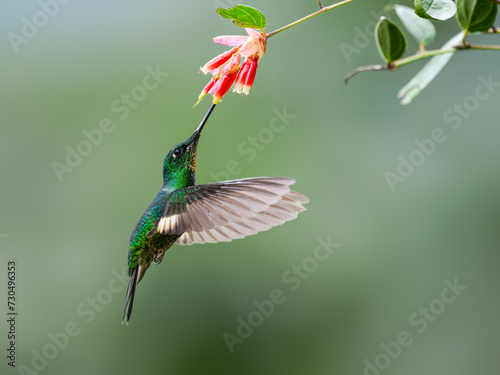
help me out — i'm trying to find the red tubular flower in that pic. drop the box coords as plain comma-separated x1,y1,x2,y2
196,28,267,105
197,54,241,105
198,75,216,102
234,56,258,95
212,54,240,104
212,69,238,104
201,46,240,75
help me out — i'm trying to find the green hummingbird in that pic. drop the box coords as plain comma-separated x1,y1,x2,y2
123,104,309,323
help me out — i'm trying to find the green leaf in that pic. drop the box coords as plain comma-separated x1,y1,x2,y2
398,32,463,104
393,5,436,45
414,0,457,20
456,0,498,32
216,5,266,30
375,17,407,63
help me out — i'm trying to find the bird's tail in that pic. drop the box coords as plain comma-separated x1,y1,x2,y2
122,266,138,325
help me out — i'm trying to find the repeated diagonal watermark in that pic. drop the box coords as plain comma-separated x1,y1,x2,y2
222,235,340,354
212,0,238,13
339,3,401,63
352,277,467,375
209,106,296,182
384,74,500,192
51,64,169,183
7,0,72,54
16,266,129,375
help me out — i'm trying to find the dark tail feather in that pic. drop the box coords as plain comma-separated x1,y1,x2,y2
122,267,138,325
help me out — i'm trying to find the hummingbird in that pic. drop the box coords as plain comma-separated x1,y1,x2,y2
123,104,309,323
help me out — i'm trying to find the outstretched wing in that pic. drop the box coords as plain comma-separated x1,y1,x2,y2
156,177,308,245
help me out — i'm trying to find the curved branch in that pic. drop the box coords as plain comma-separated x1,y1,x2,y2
266,0,355,38
343,64,388,84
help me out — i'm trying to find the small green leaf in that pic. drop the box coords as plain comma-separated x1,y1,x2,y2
393,5,436,46
375,17,407,63
398,32,463,104
216,5,266,30
414,0,457,20
456,0,498,32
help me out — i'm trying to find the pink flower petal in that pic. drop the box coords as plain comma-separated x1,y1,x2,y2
213,35,249,47
245,28,262,38
200,46,240,74
238,30,266,60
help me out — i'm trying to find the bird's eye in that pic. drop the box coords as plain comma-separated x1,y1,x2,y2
173,147,184,158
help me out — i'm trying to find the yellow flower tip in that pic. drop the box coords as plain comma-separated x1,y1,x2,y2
193,94,206,108
198,91,207,101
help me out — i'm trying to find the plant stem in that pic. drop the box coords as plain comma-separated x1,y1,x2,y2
462,30,469,45
343,64,387,83
467,44,500,50
344,42,500,82
393,43,500,68
392,48,456,68
266,0,355,38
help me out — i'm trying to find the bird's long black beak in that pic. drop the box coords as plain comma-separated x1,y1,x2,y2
191,103,216,141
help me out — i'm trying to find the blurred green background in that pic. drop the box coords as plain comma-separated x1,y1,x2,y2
1,1,499,374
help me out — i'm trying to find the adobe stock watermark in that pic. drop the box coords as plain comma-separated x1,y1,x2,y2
384,74,500,192
7,0,71,54
16,266,129,375
51,65,169,183
339,5,400,63
222,235,340,354
212,0,238,14
353,277,467,375
209,106,296,182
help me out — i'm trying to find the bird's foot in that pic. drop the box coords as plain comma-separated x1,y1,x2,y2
153,249,165,265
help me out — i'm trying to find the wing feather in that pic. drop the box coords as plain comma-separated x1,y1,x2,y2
155,177,308,245
168,178,309,245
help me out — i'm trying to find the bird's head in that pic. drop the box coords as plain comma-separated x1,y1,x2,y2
162,105,215,188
